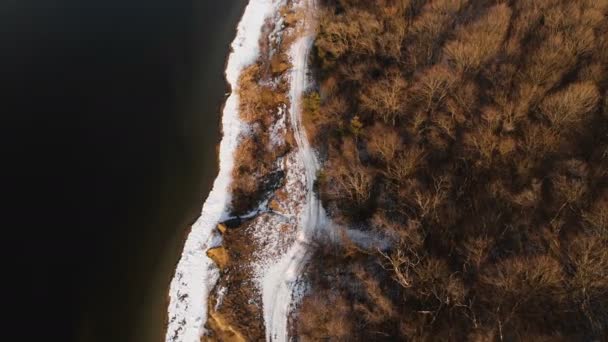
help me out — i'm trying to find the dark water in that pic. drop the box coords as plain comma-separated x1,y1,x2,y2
2,0,246,341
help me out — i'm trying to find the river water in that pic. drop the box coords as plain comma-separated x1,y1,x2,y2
3,0,246,341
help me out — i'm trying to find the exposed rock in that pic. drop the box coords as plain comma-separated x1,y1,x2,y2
207,246,230,270
217,223,228,235
269,198,284,213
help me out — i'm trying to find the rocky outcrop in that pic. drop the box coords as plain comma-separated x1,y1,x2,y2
206,246,230,270
217,223,228,235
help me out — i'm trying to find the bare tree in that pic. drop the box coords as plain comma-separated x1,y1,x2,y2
384,147,425,183
540,81,600,128
412,65,456,113
407,0,470,68
325,154,374,206
444,4,512,73
366,123,402,162
359,71,408,124
567,233,608,331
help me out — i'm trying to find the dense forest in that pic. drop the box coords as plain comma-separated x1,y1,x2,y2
298,0,608,340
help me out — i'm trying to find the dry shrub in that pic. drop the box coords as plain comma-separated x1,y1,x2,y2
238,63,286,124
380,244,420,290
444,3,512,73
238,64,261,123
232,136,258,180
514,82,547,120
270,53,290,74
539,81,600,128
336,60,371,84
230,127,281,212
230,136,260,196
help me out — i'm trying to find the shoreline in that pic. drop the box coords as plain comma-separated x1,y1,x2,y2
203,1,327,341
164,1,282,341
160,2,248,334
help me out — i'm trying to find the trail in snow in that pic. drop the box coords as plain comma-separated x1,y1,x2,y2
165,1,279,341
262,3,331,340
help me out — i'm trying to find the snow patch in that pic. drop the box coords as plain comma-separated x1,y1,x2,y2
214,286,227,312
269,104,287,148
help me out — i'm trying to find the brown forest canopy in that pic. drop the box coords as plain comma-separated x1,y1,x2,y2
299,0,608,340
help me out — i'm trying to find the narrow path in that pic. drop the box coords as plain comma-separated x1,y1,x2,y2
263,2,330,340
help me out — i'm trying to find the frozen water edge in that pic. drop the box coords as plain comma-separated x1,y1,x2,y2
164,1,282,341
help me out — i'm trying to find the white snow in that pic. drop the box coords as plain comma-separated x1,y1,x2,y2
214,286,227,312
248,153,306,284
164,1,282,341
269,105,287,148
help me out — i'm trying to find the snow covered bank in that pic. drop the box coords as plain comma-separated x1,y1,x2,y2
165,1,281,341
